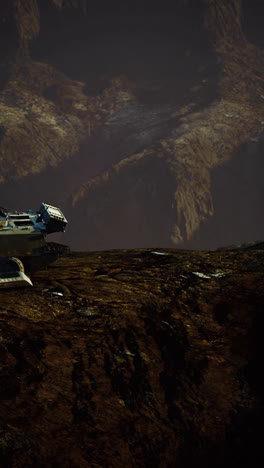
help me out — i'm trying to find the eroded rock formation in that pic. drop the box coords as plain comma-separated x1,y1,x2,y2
0,0,263,249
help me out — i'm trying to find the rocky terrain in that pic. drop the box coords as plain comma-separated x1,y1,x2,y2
0,2,263,466
0,247,264,467
0,0,263,250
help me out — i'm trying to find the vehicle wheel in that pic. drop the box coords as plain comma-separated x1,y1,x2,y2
0,257,25,273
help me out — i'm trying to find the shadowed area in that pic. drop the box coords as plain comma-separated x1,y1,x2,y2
0,247,264,466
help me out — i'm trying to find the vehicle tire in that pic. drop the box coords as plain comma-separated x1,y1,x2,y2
0,257,25,273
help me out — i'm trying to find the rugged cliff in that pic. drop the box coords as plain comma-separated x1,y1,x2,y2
0,3,263,466
0,0,263,250
0,247,263,466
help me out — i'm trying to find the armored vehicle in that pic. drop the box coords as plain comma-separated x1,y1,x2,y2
0,203,68,288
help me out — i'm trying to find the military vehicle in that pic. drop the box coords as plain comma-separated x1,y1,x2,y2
0,203,68,288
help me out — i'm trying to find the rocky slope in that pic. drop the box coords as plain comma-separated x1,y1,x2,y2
0,0,263,250
0,247,263,467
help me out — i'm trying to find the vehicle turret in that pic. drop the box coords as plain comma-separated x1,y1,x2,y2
0,203,68,288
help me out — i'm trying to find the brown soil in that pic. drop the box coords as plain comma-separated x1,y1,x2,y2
0,247,263,467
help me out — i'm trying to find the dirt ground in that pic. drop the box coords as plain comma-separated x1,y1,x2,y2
0,247,263,467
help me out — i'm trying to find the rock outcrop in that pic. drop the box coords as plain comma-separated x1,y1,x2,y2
69,0,264,249
0,248,263,466
0,0,263,249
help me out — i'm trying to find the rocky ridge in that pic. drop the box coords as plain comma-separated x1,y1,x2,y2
0,0,263,249
0,247,263,466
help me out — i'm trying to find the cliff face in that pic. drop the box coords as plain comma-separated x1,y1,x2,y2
1,4,263,465
0,248,263,466
0,0,263,250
